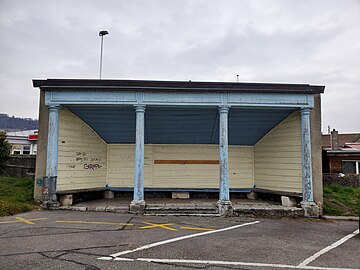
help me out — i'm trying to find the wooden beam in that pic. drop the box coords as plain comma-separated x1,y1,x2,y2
154,160,219,165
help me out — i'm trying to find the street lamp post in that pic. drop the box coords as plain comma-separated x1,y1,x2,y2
99,30,109,79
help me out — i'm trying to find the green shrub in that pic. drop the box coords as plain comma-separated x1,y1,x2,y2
0,200,35,216
0,176,37,216
0,131,11,175
323,184,360,216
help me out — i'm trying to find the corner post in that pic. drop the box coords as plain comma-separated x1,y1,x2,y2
300,108,318,217
45,105,60,204
130,105,146,213
218,105,233,216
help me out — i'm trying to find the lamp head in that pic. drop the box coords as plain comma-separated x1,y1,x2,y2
99,30,109,36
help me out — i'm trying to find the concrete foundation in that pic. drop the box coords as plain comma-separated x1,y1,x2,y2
172,192,190,199
45,197,305,217
301,201,320,218
246,192,258,200
281,196,297,207
129,200,146,214
60,195,73,206
217,200,233,216
103,190,114,199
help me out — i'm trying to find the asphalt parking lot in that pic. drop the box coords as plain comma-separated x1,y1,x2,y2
0,210,359,270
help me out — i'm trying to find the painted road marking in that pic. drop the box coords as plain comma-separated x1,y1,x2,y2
297,229,360,268
0,218,213,231
55,220,133,227
134,258,360,270
180,226,214,231
98,220,260,260
113,258,135,262
139,222,177,231
0,217,48,225
15,217,36,225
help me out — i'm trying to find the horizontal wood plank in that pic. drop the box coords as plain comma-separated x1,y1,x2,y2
154,160,219,165
254,111,302,193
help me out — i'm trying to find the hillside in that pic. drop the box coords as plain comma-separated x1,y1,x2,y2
0,113,38,131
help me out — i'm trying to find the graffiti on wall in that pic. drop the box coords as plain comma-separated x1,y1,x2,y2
64,151,104,171
84,163,102,170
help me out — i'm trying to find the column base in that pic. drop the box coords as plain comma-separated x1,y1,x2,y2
42,201,60,210
217,200,233,216
301,201,320,218
130,200,146,214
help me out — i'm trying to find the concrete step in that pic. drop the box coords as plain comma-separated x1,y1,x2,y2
233,206,304,218
144,204,219,215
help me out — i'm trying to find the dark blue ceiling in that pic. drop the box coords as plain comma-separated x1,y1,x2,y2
67,106,295,145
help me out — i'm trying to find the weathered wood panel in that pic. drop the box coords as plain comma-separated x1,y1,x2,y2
57,108,107,191
254,112,302,193
154,160,219,165
107,144,254,189
107,144,154,187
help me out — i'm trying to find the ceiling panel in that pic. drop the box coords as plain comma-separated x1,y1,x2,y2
66,105,296,145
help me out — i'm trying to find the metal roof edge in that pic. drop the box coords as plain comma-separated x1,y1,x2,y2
32,78,325,94
326,150,360,154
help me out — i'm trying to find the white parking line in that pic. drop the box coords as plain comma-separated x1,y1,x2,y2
297,229,359,268
134,258,360,270
98,220,260,260
113,258,134,262
98,222,359,270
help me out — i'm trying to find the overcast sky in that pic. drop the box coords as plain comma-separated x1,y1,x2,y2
0,0,359,133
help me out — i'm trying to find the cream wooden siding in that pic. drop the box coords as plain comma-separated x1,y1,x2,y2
107,144,254,189
57,108,107,191
254,111,302,193
107,145,154,187
229,146,254,189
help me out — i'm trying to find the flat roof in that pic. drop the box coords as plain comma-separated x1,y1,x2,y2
33,79,325,94
326,149,360,155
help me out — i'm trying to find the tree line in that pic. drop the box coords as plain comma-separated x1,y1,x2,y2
0,114,38,131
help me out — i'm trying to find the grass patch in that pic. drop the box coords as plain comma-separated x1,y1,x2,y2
323,184,360,216
0,176,37,216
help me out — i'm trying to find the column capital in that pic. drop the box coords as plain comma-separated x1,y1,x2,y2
47,104,61,111
218,105,230,114
134,104,146,113
300,108,312,115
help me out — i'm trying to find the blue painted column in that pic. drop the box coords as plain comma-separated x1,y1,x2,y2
218,106,230,202
300,108,314,202
45,105,60,202
133,105,146,204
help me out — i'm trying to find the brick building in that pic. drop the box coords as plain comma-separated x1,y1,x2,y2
323,129,360,174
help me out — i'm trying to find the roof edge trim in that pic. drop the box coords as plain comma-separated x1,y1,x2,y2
32,79,325,94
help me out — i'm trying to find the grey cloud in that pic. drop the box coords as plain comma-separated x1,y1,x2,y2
0,0,359,132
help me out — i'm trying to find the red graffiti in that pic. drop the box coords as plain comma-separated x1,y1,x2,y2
42,186,49,195
84,163,102,170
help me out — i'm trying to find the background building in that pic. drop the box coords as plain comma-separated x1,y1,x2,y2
6,129,38,155
322,129,360,174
